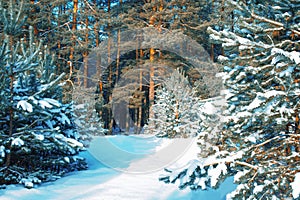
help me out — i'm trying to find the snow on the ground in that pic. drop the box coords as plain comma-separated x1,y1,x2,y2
292,172,300,199
1,135,235,200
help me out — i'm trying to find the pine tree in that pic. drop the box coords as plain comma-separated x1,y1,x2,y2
159,0,300,199
0,1,87,188
144,69,203,138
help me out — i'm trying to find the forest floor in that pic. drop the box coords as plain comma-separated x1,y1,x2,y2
1,135,235,200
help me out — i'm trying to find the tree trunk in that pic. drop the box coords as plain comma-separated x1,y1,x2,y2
83,17,89,88
70,0,78,63
148,0,156,119
210,44,214,61
94,21,101,85
30,0,38,35
116,29,121,80
73,0,78,31
108,0,111,12
221,0,225,55
149,48,155,119
94,22,99,47
126,107,129,132
57,5,62,73
107,1,113,133
6,35,14,168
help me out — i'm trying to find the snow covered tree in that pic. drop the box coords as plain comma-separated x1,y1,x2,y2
160,0,300,199
144,69,200,138
72,85,108,139
0,1,86,188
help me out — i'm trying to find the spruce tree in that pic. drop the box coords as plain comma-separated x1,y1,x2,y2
0,1,86,188
159,0,300,199
145,69,205,138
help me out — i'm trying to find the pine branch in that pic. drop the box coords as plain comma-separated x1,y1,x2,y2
251,13,300,36
82,0,98,15
32,73,65,97
235,161,258,170
251,13,284,27
180,21,213,30
253,135,281,148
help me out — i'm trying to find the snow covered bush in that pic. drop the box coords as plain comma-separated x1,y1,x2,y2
160,0,300,199
0,2,87,187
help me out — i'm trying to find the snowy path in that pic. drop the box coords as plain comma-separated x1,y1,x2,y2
1,135,235,200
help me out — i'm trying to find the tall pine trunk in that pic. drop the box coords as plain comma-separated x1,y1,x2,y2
83,17,89,88
70,0,78,63
148,0,156,120
107,1,114,133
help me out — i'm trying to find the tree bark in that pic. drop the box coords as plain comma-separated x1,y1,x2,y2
148,0,156,119
83,17,89,88
70,0,78,62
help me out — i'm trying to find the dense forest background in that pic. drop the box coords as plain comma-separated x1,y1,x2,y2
0,0,227,187
1,0,228,134
1,0,300,199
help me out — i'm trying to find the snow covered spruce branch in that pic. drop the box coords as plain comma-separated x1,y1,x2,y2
160,134,300,199
160,0,300,199
0,8,88,187
250,13,300,36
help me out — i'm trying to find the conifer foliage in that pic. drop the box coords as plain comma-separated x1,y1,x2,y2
0,1,86,188
160,0,300,199
145,69,202,138
145,69,221,139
